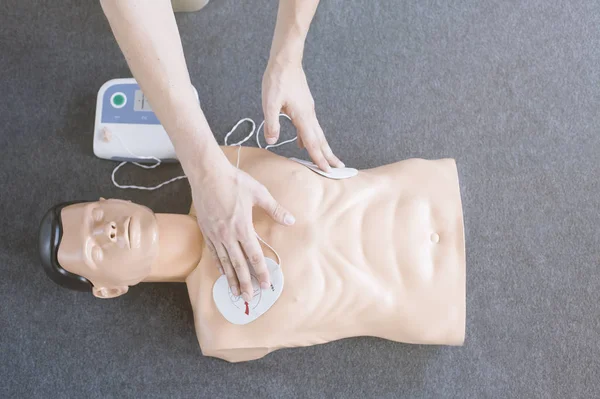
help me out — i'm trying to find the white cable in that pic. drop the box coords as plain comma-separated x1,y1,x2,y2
110,132,187,190
111,113,297,191
255,113,297,150
224,117,256,147
256,234,282,268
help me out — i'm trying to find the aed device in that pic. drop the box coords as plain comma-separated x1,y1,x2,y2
93,78,199,163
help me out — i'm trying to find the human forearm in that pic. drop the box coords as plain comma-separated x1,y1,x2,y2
262,0,342,170
99,0,223,173
100,1,296,301
269,0,320,65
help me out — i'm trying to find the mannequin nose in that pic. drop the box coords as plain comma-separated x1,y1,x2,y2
105,221,117,242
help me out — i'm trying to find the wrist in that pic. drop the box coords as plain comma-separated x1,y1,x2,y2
269,46,303,68
180,143,230,181
164,104,225,176
269,26,306,66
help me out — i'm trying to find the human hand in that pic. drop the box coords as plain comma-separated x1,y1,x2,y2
189,159,295,302
262,60,344,173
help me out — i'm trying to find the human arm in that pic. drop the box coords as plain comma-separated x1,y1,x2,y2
99,0,295,301
262,0,344,172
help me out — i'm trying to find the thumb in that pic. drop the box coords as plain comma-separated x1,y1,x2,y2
255,186,295,226
263,102,281,145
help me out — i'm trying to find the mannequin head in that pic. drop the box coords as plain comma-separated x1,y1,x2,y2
39,198,159,298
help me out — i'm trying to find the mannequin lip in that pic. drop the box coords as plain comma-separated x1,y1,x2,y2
125,216,131,249
129,216,141,249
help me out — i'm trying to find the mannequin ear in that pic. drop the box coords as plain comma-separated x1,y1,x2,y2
92,286,128,299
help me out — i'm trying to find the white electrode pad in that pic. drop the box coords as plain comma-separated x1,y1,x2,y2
93,78,199,163
213,257,284,325
289,157,358,179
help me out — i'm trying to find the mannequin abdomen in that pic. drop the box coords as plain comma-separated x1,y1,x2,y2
363,158,466,345
293,158,465,346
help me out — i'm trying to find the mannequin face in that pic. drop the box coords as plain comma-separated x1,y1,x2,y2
57,198,159,298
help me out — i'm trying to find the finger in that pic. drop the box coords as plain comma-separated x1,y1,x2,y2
316,123,345,168
215,242,239,296
322,142,345,168
254,185,295,226
240,233,270,290
293,115,331,172
304,134,331,173
225,241,253,303
204,237,223,275
263,101,281,145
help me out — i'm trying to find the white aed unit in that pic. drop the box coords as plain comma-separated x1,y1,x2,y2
93,78,199,163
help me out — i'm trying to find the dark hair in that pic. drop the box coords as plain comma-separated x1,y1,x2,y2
39,201,92,291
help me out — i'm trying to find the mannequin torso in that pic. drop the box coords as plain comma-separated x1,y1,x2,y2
186,147,465,362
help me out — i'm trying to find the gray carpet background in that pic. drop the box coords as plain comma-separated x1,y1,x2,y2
1,0,599,397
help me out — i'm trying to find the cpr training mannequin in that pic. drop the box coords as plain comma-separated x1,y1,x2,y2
39,146,466,363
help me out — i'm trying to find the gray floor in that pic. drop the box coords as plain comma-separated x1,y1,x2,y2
1,0,599,397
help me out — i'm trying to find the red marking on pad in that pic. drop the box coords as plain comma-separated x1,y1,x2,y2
244,301,249,315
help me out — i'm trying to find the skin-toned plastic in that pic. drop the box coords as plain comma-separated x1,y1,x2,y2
49,146,466,362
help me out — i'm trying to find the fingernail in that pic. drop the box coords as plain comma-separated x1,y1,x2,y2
242,292,251,302
260,281,270,290
231,286,239,296
266,136,277,145
284,214,296,225
218,267,224,275
338,161,345,168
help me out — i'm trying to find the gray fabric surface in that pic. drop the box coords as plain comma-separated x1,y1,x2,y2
1,0,599,397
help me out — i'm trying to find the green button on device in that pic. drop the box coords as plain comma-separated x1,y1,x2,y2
110,92,126,108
